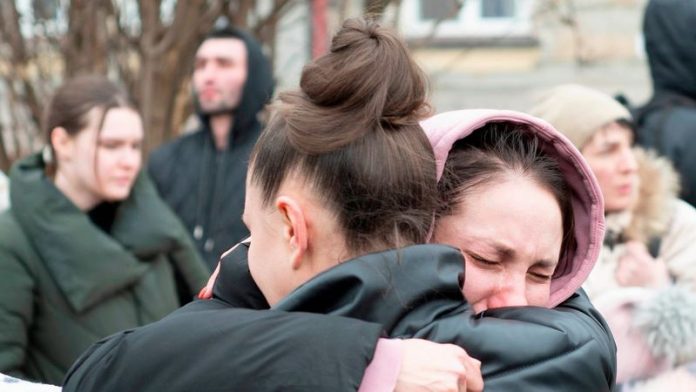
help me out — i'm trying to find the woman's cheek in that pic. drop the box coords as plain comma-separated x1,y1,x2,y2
462,264,493,309
528,282,552,307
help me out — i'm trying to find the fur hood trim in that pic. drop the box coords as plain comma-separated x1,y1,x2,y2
617,147,680,243
635,285,696,365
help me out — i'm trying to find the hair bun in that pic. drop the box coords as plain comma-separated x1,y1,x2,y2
276,17,430,154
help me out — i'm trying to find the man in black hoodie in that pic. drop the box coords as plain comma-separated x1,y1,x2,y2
635,0,696,207
149,26,274,269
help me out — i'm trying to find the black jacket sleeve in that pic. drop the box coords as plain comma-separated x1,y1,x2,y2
62,300,383,392
212,240,269,309
412,290,617,392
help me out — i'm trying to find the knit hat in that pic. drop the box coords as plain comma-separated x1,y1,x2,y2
529,84,632,148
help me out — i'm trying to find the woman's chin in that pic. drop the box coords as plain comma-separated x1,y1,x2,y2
102,188,131,202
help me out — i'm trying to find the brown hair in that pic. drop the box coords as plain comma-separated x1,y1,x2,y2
43,75,135,176
436,121,576,263
250,17,436,254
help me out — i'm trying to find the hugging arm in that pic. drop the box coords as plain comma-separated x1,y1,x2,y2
412,289,616,392
66,247,615,391
204,243,613,391
62,300,384,392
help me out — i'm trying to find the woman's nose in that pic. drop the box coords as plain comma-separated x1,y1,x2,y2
488,280,528,309
120,149,141,170
618,148,638,173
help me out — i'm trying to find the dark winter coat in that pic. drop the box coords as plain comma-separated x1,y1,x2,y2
63,244,616,392
0,153,209,385
635,0,696,207
148,28,275,269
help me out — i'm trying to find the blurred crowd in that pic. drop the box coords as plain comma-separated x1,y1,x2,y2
1,0,695,391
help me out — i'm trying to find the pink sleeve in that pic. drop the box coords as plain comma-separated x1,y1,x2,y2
357,338,404,392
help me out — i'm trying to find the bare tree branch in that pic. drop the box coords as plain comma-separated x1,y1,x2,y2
0,123,10,171
0,0,299,166
364,0,390,15
201,0,227,34
0,1,28,62
0,2,45,129
253,0,295,38
231,0,254,28
408,0,465,49
64,0,112,76
537,0,589,65
138,0,163,53
153,0,223,57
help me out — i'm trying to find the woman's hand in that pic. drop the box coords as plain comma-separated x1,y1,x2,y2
396,339,483,392
615,241,670,288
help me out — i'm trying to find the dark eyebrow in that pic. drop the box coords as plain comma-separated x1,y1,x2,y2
197,54,235,62
98,137,144,145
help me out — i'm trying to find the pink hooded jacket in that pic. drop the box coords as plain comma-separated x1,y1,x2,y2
361,109,606,391
423,109,605,307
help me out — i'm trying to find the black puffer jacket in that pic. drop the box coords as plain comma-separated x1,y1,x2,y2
635,0,696,207
63,244,616,391
148,28,274,269
271,244,616,391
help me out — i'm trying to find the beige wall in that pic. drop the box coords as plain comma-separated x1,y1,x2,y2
409,0,652,114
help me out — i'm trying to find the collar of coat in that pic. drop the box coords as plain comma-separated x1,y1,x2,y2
9,153,204,313
212,242,467,335
272,244,467,335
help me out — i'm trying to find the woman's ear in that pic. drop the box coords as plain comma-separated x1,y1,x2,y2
50,127,73,162
275,196,308,270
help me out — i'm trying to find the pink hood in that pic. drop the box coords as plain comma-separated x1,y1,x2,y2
421,109,605,307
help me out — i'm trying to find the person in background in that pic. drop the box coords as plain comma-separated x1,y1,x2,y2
634,0,696,208
148,23,274,270
532,83,696,391
0,75,209,385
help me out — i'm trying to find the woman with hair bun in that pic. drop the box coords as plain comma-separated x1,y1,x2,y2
64,19,614,392
65,18,482,392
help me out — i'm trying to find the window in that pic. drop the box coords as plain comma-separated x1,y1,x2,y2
481,0,516,18
32,0,59,20
401,0,534,41
420,0,460,21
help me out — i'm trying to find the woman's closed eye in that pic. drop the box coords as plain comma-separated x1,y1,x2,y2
466,252,499,266
528,271,553,283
